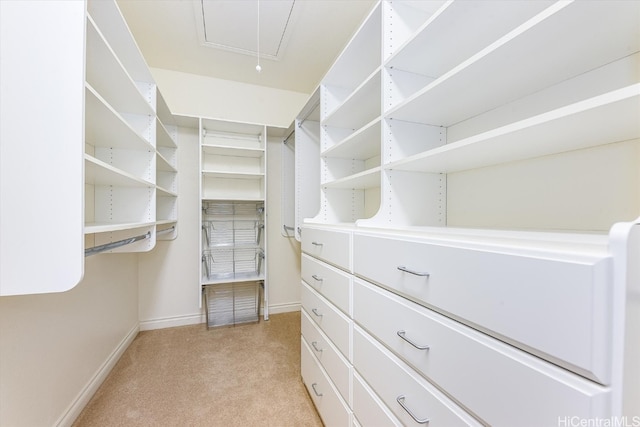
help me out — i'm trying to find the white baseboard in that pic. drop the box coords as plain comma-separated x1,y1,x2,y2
139,313,204,331
56,323,139,427
141,304,301,330
266,302,301,316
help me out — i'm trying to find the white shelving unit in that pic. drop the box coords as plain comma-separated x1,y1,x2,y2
199,118,268,325
281,89,321,241
85,0,179,256
299,1,640,425
0,0,178,296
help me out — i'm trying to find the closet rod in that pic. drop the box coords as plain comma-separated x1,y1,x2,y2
283,130,294,145
156,226,175,236
297,100,320,128
84,231,150,257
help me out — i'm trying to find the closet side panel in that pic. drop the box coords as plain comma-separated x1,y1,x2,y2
0,1,85,295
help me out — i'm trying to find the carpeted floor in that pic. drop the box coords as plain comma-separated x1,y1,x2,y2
73,311,323,427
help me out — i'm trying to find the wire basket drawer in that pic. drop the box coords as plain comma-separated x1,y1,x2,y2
203,282,260,328
202,247,264,281
202,219,263,247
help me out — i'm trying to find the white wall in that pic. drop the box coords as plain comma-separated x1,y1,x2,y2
137,127,303,329
150,68,310,128
0,254,139,427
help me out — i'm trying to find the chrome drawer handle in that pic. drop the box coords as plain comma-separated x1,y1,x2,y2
311,308,323,318
397,395,429,424
311,241,323,246
311,274,323,282
311,383,323,397
397,265,430,277
311,341,323,353
397,330,430,350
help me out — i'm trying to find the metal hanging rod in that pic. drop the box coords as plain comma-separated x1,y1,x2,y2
283,130,294,145
298,100,320,128
85,231,151,257
156,226,176,236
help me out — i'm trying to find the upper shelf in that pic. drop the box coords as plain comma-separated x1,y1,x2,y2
87,0,154,84
387,84,640,174
85,85,155,152
322,2,381,91
323,69,381,130
385,0,553,76
387,0,640,126
85,17,154,117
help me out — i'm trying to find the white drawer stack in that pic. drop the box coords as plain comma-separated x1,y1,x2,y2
302,226,615,426
300,227,354,425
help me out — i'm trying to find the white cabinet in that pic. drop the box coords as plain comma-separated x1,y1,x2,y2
0,0,178,296
199,119,268,324
299,0,640,423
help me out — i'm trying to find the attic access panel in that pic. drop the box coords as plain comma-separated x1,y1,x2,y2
197,0,295,60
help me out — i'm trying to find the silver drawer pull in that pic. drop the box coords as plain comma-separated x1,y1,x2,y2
311,341,323,353
397,265,430,277
311,241,323,246
397,395,429,424
397,330,430,350
311,383,323,397
311,308,323,318
311,274,324,282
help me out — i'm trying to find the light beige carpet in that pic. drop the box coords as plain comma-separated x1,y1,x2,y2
73,311,323,427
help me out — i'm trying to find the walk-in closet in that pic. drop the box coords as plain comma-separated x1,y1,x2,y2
1,1,638,426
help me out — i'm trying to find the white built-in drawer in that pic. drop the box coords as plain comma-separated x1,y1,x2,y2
301,309,351,403
353,372,402,427
302,227,351,271
301,281,351,360
301,338,351,427
353,279,611,426
353,232,612,383
302,253,351,315
353,325,482,427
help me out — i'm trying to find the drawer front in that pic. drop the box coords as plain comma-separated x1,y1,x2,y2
353,326,482,427
353,279,611,427
301,281,351,360
353,372,402,427
301,309,351,403
301,338,351,427
353,232,611,383
302,253,352,315
302,227,351,271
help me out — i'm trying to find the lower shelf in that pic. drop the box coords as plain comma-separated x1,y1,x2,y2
203,282,261,328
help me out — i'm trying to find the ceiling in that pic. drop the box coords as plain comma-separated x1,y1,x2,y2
116,0,377,95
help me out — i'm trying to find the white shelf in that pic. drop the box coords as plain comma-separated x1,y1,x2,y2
323,118,381,159
157,152,176,172
387,85,640,174
323,167,381,190
202,144,264,157
156,118,177,149
157,186,177,197
85,221,155,234
85,16,154,117
202,273,266,286
385,1,551,76
387,1,640,126
323,2,381,91
85,84,155,152
323,69,381,130
202,170,264,180
85,154,155,188
87,0,154,84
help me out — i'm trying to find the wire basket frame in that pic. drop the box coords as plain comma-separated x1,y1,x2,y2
202,247,264,280
203,282,260,328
